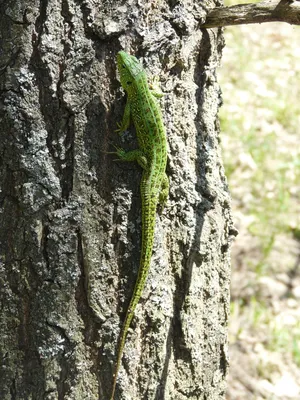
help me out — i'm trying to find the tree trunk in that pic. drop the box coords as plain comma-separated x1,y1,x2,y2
0,1,234,399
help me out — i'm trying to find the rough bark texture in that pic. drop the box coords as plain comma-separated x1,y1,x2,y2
203,0,300,28
0,0,234,399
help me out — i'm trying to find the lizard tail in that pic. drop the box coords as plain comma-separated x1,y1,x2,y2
110,193,158,399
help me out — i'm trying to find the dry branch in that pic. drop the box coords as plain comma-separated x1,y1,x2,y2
202,0,300,28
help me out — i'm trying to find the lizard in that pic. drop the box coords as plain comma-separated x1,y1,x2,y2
109,51,169,399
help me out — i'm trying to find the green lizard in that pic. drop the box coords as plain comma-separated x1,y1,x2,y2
109,51,168,399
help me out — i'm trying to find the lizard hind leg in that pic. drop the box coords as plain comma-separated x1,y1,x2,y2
158,173,169,209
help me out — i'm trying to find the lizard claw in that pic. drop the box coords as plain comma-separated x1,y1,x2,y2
107,145,127,161
115,122,127,135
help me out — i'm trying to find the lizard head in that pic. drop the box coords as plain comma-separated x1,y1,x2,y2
117,51,146,93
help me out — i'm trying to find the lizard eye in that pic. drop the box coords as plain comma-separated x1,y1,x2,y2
127,81,132,85
122,64,126,68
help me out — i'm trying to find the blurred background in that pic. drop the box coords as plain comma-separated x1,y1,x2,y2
219,1,300,399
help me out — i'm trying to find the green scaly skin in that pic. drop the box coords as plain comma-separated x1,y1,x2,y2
110,51,168,399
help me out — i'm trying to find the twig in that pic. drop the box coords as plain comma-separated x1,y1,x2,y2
202,0,300,28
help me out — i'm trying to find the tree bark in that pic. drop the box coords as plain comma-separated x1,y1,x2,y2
0,1,234,399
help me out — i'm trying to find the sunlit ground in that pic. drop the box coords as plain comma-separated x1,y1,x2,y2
219,2,300,398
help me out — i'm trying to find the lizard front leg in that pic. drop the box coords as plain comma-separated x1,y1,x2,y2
149,75,163,98
111,147,148,170
115,98,131,134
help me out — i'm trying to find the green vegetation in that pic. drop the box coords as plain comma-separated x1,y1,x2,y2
220,22,300,270
268,322,300,367
220,5,300,397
